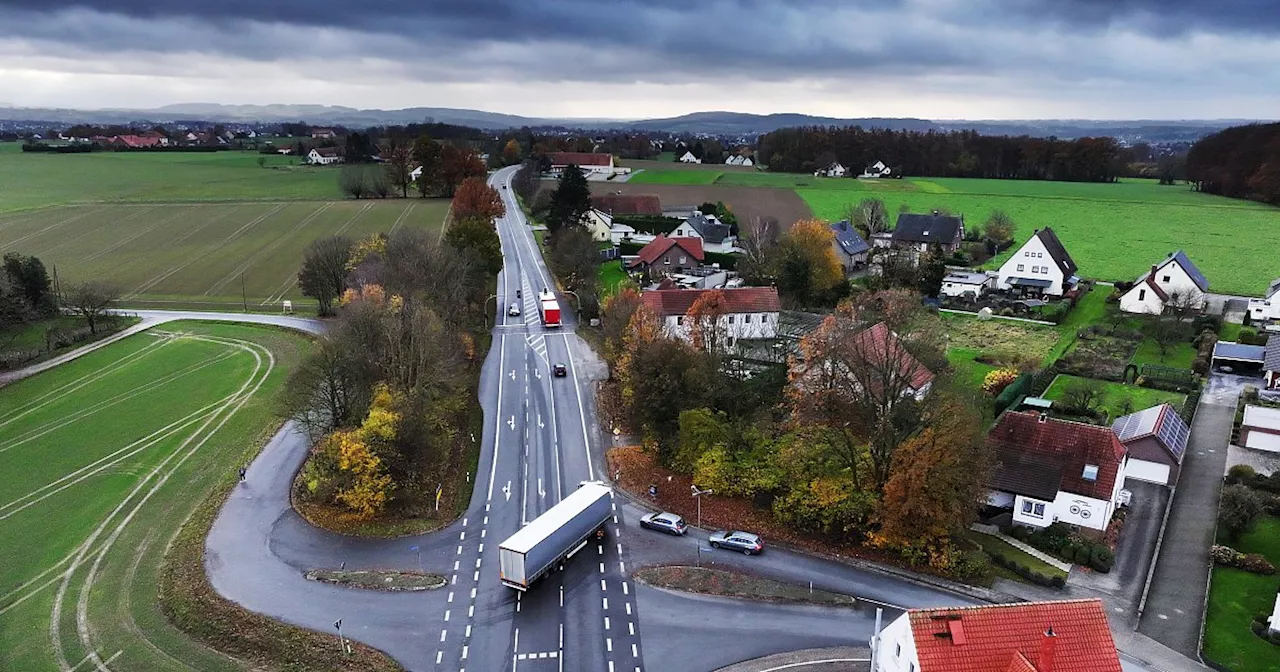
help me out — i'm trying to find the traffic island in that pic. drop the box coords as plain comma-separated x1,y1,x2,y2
305,569,446,592
633,565,857,607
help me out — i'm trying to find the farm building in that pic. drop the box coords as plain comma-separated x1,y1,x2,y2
1119,250,1209,315
1112,404,1189,486
859,160,892,178
725,154,754,166
546,152,619,176
591,194,663,216
816,162,846,178
307,147,343,165
996,228,1079,298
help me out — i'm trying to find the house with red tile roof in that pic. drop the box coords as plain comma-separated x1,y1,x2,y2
874,598,1121,672
628,235,703,276
641,287,780,344
849,322,936,400
985,412,1128,532
546,151,619,177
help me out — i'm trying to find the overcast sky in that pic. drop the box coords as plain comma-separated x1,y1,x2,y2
0,0,1277,119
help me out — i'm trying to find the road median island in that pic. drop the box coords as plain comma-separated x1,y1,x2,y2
632,565,857,607
305,569,446,591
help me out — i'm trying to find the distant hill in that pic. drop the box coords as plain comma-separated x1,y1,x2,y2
0,103,1260,141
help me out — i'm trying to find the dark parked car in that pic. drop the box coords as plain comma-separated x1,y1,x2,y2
708,530,763,555
553,363,567,377
639,512,687,536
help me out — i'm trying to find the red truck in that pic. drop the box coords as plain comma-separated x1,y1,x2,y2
538,289,561,327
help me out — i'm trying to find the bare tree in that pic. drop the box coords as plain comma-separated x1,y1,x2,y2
381,136,415,198
1146,316,1190,357
280,337,365,440
64,281,121,335
1061,378,1105,414
297,236,353,316
1163,290,1200,322
843,198,889,237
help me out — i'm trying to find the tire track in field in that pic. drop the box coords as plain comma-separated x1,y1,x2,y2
46,334,271,671
388,201,416,235
203,201,335,296
0,334,177,429
258,201,374,305
0,208,56,236
0,349,241,455
91,204,244,285
57,335,274,672
84,206,194,261
124,204,286,299
0,207,96,253
34,206,160,258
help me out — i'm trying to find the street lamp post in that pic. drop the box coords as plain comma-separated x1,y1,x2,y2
690,485,713,530
483,294,498,329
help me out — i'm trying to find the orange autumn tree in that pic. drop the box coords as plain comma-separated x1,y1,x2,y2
685,288,729,356
775,218,844,306
451,176,506,222
872,398,990,568
601,287,643,364
615,304,662,407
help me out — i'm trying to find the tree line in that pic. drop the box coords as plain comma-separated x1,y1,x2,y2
757,126,1129,182
601,287,993,578
1187,122,1280,206
1,251,126,368
290,177,504,521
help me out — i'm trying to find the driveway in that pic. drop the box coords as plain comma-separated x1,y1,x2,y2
1068,480,1169,614
1137,399,1234,657
1201,370,1260,406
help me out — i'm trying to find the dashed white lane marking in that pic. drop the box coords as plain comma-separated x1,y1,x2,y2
600,579,607,591
460,531,466,541
604,616,611,630
440,630,447,642
629,623,635,636
599,562,605,573
454,561,459,571
457,545,463,555
622,582,629,595
603,597,609,610
444,610,451,622
626,603,632,615
632,642,638,656
515,652,560,660
462,645,469,660
606,638,613,653
448,591,454,603
436,651,443,664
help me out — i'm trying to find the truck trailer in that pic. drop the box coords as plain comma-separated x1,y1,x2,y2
538,289,562,327
498,481,612,590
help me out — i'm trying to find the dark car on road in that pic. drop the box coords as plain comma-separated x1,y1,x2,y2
639,512,687,536
553,363,567,377
708,530,763,555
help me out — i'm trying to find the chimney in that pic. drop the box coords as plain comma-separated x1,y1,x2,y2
1038,412,1048,423
1039,627,1057,672
1151,264,1159,276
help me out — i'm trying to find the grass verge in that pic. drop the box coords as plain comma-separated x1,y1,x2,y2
1203,516,1280,672
304,570,445,592
1043,374,1185,419
633,565,857,607
965,531,1068,583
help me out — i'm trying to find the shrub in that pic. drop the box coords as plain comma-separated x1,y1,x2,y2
1212,544,1244,566
1193,314,1223,335
1227,464,1258,486
1075,544,1094,565
1089,545,1114,573
982,368,1020,395
1238,553,1277,575
1219,484,1266,541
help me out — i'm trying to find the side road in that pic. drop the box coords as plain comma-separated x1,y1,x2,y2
0,309,326,386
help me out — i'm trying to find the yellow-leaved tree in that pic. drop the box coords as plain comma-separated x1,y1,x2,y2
330,383,402,519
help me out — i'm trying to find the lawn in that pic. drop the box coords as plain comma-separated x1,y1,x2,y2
965,531,1068,582
1043,374,1185,418
0,200,449,308
628,168,724,184
0,321,326,671
801,177,1280,296
1203,516,1280,672
598,259,630,297
0,143,349,211
947,347,999,391
943,313,1061,364
1131,337,1198,370
1221,322,1244,342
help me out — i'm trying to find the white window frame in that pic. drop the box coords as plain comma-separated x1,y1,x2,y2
1022,500,1046,518
1016,264,1024,272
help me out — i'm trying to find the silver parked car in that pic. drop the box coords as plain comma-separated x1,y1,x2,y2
708,530,764,555
639,512,688,536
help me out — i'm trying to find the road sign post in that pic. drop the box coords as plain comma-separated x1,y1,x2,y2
435,483,443,511
691,485,713,530
410,545,421,572
334,619,347,657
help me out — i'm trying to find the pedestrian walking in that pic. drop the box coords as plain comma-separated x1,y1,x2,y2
648,483,658,501
239,466,247,482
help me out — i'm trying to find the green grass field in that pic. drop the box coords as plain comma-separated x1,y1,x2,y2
1204,515,1280,672
0,142,356,211
0,321,310,671
0,200,449,308
1043,374,1185,417
628,168,724,185
800,177,1280,296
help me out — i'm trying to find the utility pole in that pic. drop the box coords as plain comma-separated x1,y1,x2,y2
334,619,348,657
241,273,248,313
691,485,713,530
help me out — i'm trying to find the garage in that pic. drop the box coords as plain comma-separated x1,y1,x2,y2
1212,341,1266,375
1241,405,1280,453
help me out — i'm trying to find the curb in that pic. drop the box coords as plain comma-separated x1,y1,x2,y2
606,474,1021,608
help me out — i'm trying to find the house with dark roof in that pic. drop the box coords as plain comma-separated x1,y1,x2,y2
641,287,780,345
878,212,965,259
996,228,1079,298
1119,250,1209,315
627,235,703,276
874,598,1122,672
1112,404,1190,486
591,194,664,217
985,411,1127,531
830,220,870,272
671,211,738,254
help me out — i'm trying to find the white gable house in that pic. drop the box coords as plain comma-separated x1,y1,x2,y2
1119,250,1209,315
678,151,701,164
580,208,614,243
996,227,1078,298
1249,278,1280,323
816,162,846,178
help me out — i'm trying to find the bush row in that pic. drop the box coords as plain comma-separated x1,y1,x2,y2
988,552,1066,588
1211,544,1276,575
1007,522,1114,572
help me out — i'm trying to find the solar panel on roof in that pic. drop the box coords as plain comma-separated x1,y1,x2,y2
1113,406,1160,442
1156,408,1190,459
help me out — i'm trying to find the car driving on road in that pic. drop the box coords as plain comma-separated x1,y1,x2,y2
553,363,567,377
708,530,763,555
639,512,687,535
508,303,521,316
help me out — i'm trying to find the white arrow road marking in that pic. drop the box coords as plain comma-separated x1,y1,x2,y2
538,478,545,498
538,414,545,429
534,368,542,380
503,480,511,501
509,369,516,381
508,415,515,430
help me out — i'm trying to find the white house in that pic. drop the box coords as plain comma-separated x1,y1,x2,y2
580,208,613,243
873,599,1121,672
996,227,1079,298
816,162,846,178
859,160,892,179
546,152,618,176
724,154,755,167
669,212,739,254
985,411,1127,532
940,270,996,298
678,151,701,164
640,287,780,345
1119,250,1209,315
307,147,343,165
1248,278,1280,323
1240,405,1280,453
1113,404,1190,486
